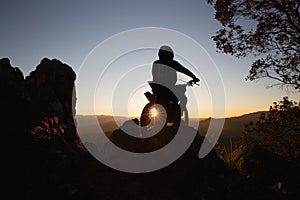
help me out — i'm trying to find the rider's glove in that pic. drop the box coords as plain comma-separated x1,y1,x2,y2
193,77,200,84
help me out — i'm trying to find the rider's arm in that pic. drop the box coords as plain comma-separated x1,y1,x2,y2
172,60,197,80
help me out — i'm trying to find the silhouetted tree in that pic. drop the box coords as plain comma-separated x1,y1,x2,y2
208,0,300,91
244,97,300,161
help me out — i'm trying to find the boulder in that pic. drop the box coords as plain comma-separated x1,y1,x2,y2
0,57,78,147
0,58,25,135
24,58,77,146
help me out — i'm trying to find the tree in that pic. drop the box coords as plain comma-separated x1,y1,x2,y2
208,0,300,91
244,97,300,161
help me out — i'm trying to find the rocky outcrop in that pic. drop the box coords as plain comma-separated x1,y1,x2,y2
88,120,231,199
0,58,25,135
0,57,78,146
24,58,77,145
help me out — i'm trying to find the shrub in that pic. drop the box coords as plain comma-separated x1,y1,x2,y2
244,97,300,162
31,116,67,140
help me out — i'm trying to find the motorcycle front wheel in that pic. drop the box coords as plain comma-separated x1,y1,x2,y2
140,103,167,127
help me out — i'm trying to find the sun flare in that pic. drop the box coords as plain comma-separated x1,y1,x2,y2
150,108,158,117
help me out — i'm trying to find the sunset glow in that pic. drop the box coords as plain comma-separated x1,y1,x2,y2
1,0,299,119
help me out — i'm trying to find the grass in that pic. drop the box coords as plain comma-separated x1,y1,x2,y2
215,138,254,173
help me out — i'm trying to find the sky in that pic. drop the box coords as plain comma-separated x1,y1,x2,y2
1,0,299,118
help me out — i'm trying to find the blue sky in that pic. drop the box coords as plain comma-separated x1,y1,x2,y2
1,0,299,118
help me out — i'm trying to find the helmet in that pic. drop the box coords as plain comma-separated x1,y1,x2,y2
158,45,174,60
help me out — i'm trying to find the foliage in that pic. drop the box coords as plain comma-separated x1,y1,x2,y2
31,116,67,140
272,181,287,194
215,138,254,173
208,0,300,91
244,97,300,161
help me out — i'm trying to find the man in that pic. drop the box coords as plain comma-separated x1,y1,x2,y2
151,45,200,122
152,45,199,88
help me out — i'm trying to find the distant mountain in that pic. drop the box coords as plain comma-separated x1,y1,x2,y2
75,115,130,141
198,111,266,143
75,111,266,144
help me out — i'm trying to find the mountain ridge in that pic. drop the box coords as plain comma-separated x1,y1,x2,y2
75,111,267,143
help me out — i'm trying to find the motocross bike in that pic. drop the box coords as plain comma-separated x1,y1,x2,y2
140,79,199,128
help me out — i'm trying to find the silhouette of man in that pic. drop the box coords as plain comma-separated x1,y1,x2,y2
151,45,199,121
152,45,199,89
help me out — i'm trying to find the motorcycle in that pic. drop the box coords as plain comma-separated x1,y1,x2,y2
140,79,199,128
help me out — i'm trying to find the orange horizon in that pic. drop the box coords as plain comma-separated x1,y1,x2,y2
76,109,268,119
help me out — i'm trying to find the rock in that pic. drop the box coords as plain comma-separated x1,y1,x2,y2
1,57,78,147
0,58,25,135
99,121,229,199
24,58,78,146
